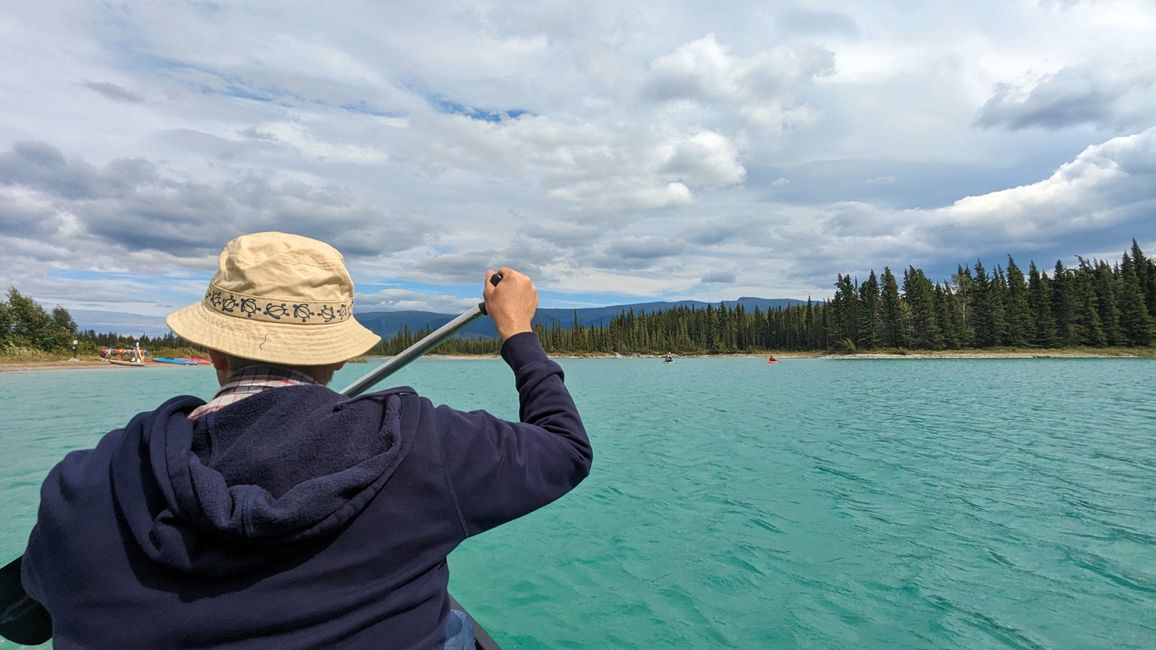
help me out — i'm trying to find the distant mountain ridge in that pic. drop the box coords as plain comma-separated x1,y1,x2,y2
357,297,807,339
73,298,807,338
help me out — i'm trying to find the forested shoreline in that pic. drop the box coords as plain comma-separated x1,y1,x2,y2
4,240,1155,359
384,239,1156,356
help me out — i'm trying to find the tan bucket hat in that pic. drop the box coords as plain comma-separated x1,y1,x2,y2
166,232,381,365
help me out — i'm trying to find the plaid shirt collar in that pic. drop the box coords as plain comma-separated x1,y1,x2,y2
188,365,319,421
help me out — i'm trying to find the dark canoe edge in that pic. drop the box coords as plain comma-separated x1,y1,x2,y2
449,593,502,649
0,556,53,645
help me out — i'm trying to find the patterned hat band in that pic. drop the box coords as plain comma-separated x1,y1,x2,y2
203,285,353,325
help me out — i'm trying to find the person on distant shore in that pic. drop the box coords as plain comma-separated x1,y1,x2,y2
18,232,593,648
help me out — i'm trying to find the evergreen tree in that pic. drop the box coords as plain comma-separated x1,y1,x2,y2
1092,260,1123,345
989,266,1009,346
0,295,10,348
1051,260,1077,344
879,267,907,347
1119,256,1154,345
933,284,955,348
1004,257,1031,346
942,284,968,348
829,274,861,348
1127,239,1156,318
903,266,941,348
1073,261,1105,346
858,271,881,349
970,261,995,346
1130,240,1154,314
1027,264,1057,347
951,265,976,346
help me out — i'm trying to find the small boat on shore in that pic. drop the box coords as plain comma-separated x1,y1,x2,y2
177,357,212,364
152,357,198,365
102,342,148,366
106,359,146,367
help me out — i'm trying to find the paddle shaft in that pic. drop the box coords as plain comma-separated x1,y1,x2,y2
340,273,501,397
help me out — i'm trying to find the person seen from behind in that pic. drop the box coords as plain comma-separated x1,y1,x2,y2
19,232,593,649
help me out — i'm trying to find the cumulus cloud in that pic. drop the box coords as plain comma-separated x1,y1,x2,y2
0,187,70,238
359,288,477,313
0,141,439,273
544,178,695,211
0,142,104,199
412,112,718,213
804,126,1156,280
642,34,835,133
643,34,835,103
659,131,746,187
975,62,1156,132
933,127,1156,236
2,2,1156,314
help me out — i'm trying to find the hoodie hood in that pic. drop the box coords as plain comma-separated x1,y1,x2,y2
109,386,413,577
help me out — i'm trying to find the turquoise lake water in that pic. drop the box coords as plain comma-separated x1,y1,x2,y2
2,357,1155,648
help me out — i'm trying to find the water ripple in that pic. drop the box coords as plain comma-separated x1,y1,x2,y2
5,358,1156,648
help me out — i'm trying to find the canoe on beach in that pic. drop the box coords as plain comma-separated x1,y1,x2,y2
106,359,146,367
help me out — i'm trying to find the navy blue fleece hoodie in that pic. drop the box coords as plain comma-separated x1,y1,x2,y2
21,333,591,649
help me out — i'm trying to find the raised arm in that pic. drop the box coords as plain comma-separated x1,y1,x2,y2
436,269,592,536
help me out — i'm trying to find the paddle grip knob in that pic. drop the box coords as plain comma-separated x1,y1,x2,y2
477,272,503,315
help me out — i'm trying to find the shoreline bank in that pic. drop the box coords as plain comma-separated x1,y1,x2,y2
3,347,1152,372
0,358,146,372
826,350,1154,360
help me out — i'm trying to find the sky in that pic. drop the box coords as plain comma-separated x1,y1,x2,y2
2,1,1155,328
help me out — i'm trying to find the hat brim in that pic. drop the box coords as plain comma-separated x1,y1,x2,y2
166,301,381,366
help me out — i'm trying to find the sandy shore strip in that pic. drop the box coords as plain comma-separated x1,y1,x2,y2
0,358,167,372
826,349,1154,359
3,348,1152,372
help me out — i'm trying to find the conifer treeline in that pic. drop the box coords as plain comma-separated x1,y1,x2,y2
381,239,1156,355
825,239,1155,352
7,240,1156,357
373,327,501,356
